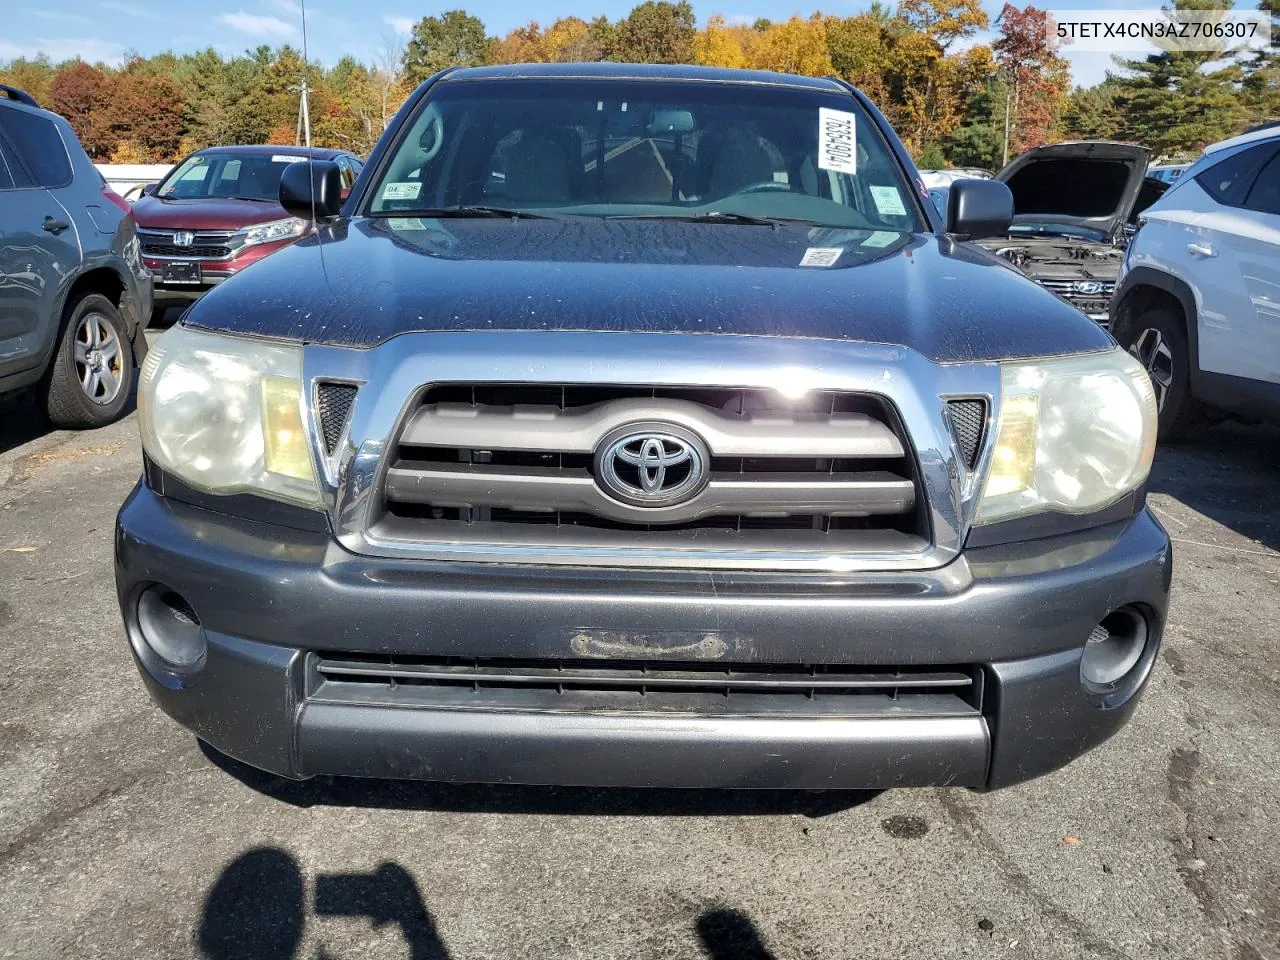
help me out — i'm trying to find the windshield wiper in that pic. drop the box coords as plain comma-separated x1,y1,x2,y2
228,195,275,203
376,205,554,220
605,211,819,227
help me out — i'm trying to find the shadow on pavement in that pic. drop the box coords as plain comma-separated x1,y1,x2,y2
1147,421,1280,553
697,908,779,960
0,392,55,457
198,847,780,960
198,740,879,819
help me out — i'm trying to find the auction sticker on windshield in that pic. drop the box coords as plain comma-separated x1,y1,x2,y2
870,186,907,217
382,182,422,201
818,108,857,175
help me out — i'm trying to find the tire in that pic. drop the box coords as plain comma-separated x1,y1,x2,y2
1113,305,1208,442
44,292,135,429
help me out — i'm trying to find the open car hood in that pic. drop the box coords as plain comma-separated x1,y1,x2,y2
997,142,1151,239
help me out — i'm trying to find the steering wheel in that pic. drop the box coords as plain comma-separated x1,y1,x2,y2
728,181,792,196
418,105,445,163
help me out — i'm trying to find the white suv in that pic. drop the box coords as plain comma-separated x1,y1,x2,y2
1110,126,1280,439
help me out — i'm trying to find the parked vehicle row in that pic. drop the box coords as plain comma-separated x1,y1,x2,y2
1112,124,1280,438
132,145,362,320
3,79,1275,443
0,85,151,427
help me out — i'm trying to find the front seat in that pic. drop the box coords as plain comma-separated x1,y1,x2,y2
500,132,575,204
706,130,780,198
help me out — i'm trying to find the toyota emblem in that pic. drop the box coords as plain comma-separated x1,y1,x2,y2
594,425,709,507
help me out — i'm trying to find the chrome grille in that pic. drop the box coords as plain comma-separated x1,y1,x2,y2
138,228,238,260
374,384,928,555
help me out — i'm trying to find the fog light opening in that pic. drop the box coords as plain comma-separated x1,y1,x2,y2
1081,607,1148,693
137,585,207,671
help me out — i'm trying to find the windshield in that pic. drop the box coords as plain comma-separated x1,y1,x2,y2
367,79,925,231
158,152,305,201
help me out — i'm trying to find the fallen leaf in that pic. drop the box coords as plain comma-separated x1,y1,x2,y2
4,546,37,553
1063,836,1082,845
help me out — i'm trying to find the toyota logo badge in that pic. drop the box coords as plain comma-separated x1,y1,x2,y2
594,425,709,507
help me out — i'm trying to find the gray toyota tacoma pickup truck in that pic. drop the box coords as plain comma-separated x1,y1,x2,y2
116,64,1170,791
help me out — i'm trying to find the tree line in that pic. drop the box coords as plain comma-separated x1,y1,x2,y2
1,0,1274,170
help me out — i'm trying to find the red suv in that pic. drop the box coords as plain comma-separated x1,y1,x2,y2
132,145,362,320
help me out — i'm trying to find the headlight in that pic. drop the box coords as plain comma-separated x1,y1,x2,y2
138,325,321,508
240,217,308,247
974,348,1157,525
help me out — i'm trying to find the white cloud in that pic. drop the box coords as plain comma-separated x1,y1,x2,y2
0,38,127,65
217,12,300,39
383,15,414,35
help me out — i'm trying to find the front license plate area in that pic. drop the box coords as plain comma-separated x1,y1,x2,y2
163,262,201,284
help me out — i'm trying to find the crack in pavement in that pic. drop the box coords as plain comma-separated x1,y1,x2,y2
937,791,1133,960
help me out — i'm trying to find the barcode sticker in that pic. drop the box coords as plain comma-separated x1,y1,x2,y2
271,154,303,163
800,247,843,267
817,108,857,176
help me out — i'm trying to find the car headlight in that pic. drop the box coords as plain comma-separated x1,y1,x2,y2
974,347,1157,525
137,325,321,508
240,217,308,247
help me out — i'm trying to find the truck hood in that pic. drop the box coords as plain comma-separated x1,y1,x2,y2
131,195,289,230
997,142,1151,239
184,217,1111,363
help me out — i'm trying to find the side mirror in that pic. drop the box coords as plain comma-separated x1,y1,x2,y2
946,179,1014,239
140,183,158,197
279,159,344,220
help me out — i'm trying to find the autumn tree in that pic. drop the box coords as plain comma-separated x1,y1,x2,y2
545,17,607,61
696,15,750,68
751,16,834,75
47,62,113,158
106,64,186,161
613,1,697,64
402,10,491,85
0,56,56,106
825,13,894,103
897,0,988,50
993,4,1069,159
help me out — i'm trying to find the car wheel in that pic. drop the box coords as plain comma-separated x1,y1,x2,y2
1116,306,1206,441
44,292,135,429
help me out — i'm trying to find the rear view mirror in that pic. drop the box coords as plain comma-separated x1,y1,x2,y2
279,160,343,220
946,179,1014,240
141,183,158,197
647,109,695,136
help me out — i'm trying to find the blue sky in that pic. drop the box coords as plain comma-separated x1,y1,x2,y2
3,0,1170,88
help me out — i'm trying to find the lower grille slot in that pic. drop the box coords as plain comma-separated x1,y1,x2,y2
311,655,983,717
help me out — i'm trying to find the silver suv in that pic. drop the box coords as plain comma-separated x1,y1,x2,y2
0,85,152,427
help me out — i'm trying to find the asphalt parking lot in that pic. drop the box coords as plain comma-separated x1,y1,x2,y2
1,370,1278,960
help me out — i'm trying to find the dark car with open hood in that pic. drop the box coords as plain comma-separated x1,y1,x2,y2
116,64,1170,793
130,144,362,320
976,142,1166,325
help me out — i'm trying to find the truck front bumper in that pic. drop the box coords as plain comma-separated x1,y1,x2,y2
115,483,1172,790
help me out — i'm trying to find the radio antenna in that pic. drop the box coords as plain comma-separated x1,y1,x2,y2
300,0,315,223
